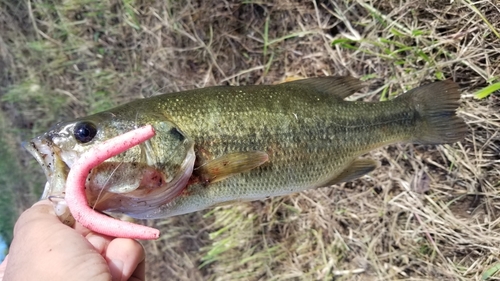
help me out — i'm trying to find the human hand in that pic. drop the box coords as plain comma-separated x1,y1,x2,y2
0,200,145,281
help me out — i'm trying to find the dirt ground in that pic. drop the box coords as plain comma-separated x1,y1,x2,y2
0,0,499,280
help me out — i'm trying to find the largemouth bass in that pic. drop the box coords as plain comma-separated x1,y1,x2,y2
25,76,466,219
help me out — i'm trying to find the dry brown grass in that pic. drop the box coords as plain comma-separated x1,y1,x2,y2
0,0,499,280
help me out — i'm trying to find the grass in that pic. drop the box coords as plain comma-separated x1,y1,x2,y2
474,82,500,99
1,0,499,280
0,115,17,245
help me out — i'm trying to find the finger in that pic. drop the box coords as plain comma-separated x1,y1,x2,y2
129,257,145,281
74,220,93,236
84,233,146,281
0,255,8,281
105,238,145,281
85,232,113,255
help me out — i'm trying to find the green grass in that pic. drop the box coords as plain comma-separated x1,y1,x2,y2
0,114,23,245
483,263,500,280
474,81,500,99
0,146,16,245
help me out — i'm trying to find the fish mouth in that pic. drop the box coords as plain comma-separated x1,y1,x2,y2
23,137,69,199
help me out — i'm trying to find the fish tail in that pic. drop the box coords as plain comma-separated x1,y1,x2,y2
398,80,467,144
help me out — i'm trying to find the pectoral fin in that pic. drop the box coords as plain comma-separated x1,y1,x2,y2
323,158,378,186
196,151,269,184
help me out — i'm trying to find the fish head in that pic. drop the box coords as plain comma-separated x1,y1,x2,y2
25,110,196,217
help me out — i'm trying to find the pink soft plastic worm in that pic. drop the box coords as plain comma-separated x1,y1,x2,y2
64,125,160,240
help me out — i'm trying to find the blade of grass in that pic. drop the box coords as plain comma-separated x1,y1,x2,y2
474,82,500,99
482,263,500,280
463,0,500,40
263,16,269,58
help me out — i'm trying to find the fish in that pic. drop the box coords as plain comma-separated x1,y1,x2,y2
25,76,467,220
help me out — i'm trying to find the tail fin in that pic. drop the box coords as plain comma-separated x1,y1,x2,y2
397,80,467,145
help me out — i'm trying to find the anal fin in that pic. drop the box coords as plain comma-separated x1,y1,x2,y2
323,158,378,186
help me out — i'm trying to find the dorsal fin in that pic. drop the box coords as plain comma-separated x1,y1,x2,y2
283,76,364,99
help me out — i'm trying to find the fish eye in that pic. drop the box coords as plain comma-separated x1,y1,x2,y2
73,121,98,143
